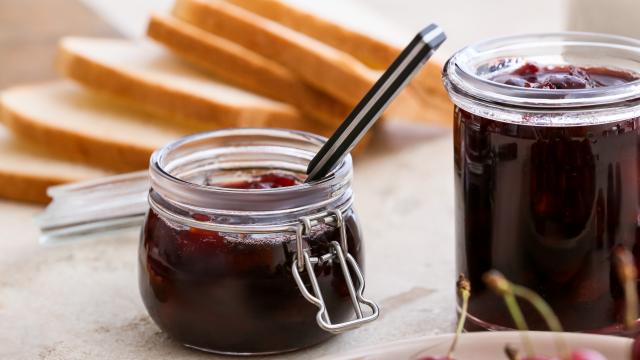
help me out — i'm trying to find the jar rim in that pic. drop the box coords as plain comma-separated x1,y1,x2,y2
148,128,353,214
444,32,640,109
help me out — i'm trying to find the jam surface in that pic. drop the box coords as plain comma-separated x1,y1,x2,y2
456,66,640,334
490,62,639,89
210,172,301,189
139,172,362,353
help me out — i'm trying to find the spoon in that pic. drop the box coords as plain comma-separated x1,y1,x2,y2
305,24,446,182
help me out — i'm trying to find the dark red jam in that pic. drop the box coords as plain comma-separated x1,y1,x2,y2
456,65,640,333
139,172,363,353
211,173,300,189
490,62,639,89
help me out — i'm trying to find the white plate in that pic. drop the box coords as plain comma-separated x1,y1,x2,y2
322,331,632,360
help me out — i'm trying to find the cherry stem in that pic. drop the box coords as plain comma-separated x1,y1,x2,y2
511,284,570,359
504,344,521,360
483,270,534,358
614,247,638,331
447,274,471,359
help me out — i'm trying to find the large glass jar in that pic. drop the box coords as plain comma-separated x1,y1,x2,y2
443,33,640,334
138,129,378,355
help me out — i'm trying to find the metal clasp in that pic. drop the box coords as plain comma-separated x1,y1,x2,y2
291,210,379,333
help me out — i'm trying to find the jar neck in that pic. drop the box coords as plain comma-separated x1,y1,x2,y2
148,129,354,228
443,32,640,126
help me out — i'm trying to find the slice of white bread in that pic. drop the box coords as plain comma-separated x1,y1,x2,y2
57,37,308,128
147,14,351,127
0,81,365,172
0,125,110,204
226,0,451,126
171,0,438,124
0,81,208,172
227,0,399,70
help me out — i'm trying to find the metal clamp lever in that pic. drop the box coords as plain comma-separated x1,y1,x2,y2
291,233,380,334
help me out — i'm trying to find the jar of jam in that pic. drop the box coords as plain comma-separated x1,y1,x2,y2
443,33,640,334
138,129,378,354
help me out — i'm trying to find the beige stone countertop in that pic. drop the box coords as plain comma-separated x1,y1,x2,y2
0,122,456,359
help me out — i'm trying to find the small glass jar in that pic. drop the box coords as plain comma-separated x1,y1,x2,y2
138,129,378,355
443,33,640,334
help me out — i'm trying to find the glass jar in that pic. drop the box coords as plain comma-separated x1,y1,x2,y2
442,33,640,334
138,129,378,354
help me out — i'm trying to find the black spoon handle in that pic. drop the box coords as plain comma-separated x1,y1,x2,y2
305,24,446,183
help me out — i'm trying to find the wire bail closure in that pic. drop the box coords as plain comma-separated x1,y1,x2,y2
291,209,379,333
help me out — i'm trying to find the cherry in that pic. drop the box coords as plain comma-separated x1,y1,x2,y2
512,62,540,77
632,335,640,360
536,74,590,89
567,349,607,360
490,62,637,90
491,74,532,88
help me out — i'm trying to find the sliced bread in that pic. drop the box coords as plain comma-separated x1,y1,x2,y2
0,81,208,172
0,81,365,173
0,124,110,203
57,37,308,129
147,14,351,127
225,0,452,125
226,0,399,70
171,0,437,123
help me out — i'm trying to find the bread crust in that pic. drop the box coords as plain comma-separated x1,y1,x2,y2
227,0,399,70
147,14,351,127
0,170,61,204
173,0,371,104
226,0,452,126
174,0,451,125
1,98,153,172
57,37,305,129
